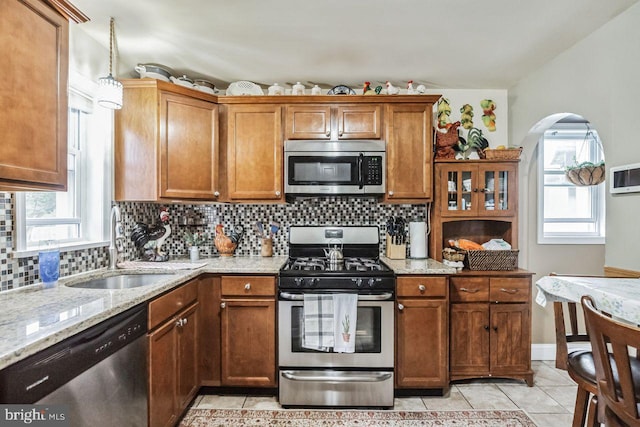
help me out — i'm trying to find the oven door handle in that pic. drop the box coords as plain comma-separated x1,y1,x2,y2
281,371,393,383
280,292,393,301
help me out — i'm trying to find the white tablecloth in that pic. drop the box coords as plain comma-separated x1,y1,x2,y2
536,275,640,324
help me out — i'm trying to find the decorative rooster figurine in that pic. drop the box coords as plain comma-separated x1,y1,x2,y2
407,80,416,94
385,81,400,95
130,207,171,262
214,224,242,256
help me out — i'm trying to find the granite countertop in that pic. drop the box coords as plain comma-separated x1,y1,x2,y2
381,256,457,274
0,255,452,371
0,256,287,370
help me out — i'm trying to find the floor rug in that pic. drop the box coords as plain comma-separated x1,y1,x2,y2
179,408,537,426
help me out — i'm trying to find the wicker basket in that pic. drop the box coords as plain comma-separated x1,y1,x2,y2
565,165,605,186
465,249,519,271
483,147,522,160
442,248,466,262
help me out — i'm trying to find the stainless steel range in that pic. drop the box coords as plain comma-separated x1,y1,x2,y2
278,225,395,408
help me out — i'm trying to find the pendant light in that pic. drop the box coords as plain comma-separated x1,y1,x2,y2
97,17,123,109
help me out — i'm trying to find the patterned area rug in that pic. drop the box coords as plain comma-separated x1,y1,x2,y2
179,408,537,426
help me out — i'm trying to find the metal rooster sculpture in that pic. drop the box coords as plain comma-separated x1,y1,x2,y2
130,207,171,262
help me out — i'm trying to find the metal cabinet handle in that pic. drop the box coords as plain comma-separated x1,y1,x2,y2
214,191,220,197
388,191,394,196
244,283,251,290
325,130,331,137
275,191,281,197
397,303,404,311
338,130,344,137
220,302,226,309
500,288,518,294
493,326,498,332
175,319,182,327
484,325,489,331
460,287,479,293
418,284,426,292
182,317,188,326
473,188,479,192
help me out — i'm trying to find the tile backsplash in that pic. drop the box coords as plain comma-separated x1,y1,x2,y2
0,192,429,291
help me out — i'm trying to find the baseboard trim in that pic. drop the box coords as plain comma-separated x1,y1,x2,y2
531,343,591,361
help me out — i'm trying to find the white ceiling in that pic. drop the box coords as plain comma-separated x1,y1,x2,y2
71,0,638,91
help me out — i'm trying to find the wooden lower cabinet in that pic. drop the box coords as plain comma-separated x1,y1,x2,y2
449,272,533,386
148,281,200,427
220,276,277,387
395,276,448,389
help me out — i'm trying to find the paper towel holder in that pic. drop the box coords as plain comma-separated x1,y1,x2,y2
409,220,428,259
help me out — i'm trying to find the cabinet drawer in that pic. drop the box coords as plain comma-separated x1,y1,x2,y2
450,277,489,302
221,276,275,297
489,278,530,303
397,276,447,297
148,279,198,330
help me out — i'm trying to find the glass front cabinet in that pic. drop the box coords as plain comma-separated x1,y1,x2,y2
436,161,518,217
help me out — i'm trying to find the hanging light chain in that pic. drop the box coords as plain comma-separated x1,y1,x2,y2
108,17,115,76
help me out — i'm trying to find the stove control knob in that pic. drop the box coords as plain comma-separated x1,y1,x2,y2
309,278,318,287
294,278,303,287
368,278,375,288
355,278,363,287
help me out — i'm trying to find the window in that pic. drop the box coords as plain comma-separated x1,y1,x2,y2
15,72,112,254
537,122,605,244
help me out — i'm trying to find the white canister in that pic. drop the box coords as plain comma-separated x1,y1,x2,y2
268,83,284,95
292,82,305,95
409,221,428,259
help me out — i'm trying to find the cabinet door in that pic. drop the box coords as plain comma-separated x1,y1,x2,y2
285,105,331,140
220,298,276,387
160,92,219,200
0,0,68,191
336,105,381,139
450,303,490,376
177,303,199,409
385,104,433,202
227,105,283,200
436,164,479,216
148,319,178,427
396,299,448,388
477,163,517,216
490,303,531,374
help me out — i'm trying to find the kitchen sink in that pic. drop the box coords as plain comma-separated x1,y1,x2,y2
66,273,177,290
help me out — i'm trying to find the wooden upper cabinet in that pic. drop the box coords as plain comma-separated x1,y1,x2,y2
285,104,381,140
435,161,518,217
384,103,433,203
285,105,331,139
0,0,86,191
225,104,283,201
115,80,219,202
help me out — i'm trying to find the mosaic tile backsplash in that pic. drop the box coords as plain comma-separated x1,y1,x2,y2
0,192,429,291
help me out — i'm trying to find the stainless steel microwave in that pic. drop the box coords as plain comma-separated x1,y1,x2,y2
284,140,385,196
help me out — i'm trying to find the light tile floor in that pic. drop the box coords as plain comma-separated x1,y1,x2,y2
189,361,580,427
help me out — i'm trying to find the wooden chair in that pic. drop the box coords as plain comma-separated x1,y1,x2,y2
550,273,599,427
582,295,640,427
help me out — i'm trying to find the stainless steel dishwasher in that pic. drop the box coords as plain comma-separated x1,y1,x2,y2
0,304,148,427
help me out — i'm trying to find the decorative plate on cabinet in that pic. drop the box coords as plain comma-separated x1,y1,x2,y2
227,81,264,95
327,85,356,95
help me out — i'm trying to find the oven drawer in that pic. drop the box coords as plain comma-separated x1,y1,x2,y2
279,370,394,408
221,276,275,297
397,276,447,297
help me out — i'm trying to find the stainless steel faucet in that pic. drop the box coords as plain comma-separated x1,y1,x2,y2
109,205,125,269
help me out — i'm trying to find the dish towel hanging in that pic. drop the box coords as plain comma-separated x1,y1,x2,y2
302,294,334,351
333,293,358,353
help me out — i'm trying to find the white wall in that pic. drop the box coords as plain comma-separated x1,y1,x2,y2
509,3,640,344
